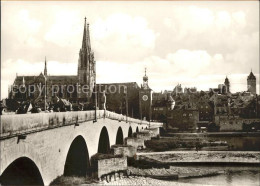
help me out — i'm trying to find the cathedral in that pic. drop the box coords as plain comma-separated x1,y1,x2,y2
8,18,96,105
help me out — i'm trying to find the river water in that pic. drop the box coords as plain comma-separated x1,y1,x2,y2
208,136,260,151
177,166,260,186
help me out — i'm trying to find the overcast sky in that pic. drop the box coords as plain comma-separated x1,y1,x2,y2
1,1,259,99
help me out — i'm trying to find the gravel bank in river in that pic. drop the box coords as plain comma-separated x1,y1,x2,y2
137,151,260,164
100,176,209,186
128,166,222,179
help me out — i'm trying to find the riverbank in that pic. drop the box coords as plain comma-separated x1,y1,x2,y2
100,166,260,186
165,132,260,138
128,166,222,179
100,176,207,186
137,151,260,164
145,134,260,151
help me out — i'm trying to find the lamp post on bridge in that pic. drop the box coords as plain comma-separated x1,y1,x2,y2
93,81,97,123
125,86,128,123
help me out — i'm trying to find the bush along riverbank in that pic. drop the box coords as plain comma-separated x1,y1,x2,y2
144,137,229,152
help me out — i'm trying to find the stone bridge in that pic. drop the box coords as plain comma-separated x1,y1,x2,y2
0,110,162,185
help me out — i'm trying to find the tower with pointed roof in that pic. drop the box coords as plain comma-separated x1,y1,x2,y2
139,68,152,121
247,69,256,95
224,76,230,93
142,68,149,89
44,57,47,76
78,17,96,100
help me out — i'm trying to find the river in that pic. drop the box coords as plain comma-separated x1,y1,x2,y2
177,166,260,186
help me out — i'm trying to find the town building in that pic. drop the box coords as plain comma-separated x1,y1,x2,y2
173,84,183,95
152,91,174,123
208,76,231,95
95,69,153,121
167,107,199,131
184,87,197,94
196,98,214,128
96,82,140,118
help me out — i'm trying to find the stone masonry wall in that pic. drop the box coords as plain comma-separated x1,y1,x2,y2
136,132,151,141
125,137,145,149
111,145,136,157
95,157,127,178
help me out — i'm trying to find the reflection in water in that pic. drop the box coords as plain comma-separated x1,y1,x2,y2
208,136,260,151
178,166,260,186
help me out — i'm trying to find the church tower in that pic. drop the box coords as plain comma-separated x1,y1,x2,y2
44,57,47,76
247,70,256,95
78,17,96,100
139,68,152,121
224,76,230,93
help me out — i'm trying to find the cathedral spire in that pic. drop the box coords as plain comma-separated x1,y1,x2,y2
78,17,96,100
22,76,25,87
44,56,47,76
82,17,91,51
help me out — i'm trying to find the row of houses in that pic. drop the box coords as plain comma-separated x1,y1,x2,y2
152,85,260,132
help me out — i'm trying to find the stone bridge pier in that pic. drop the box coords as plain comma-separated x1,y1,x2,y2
0,110,162,185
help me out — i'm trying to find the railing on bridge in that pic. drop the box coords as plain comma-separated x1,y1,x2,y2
0,110,162,139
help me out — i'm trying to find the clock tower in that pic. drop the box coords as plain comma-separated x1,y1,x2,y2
139,68,152,121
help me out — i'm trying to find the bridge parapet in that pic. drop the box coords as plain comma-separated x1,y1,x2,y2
0,110,161,139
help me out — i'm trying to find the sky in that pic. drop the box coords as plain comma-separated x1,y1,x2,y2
1,1,259,99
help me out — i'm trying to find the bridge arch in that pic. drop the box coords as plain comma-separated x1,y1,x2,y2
115,127,124,145
128,126,133,137
98,127,110,154
0,157,44,185
64,135,90,177
136,126,139,133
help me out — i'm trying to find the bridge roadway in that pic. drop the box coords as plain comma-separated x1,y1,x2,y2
0,110,162,185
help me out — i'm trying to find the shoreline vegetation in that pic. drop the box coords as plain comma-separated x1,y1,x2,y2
144,133,260,151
